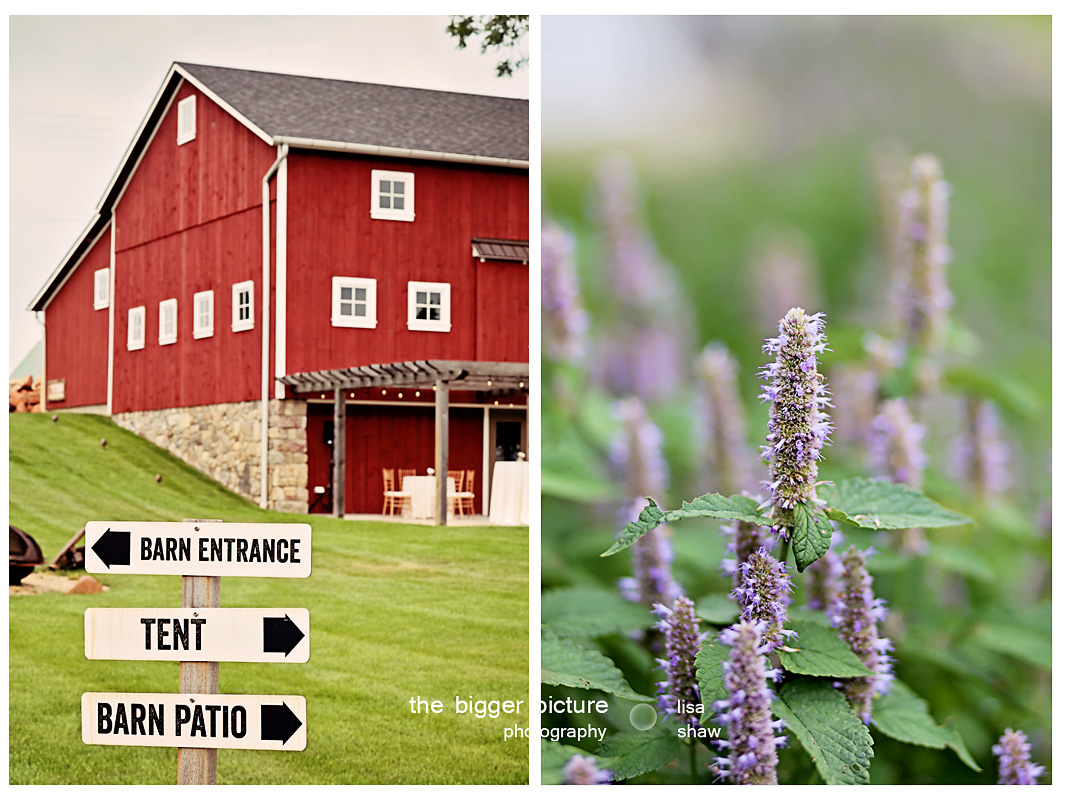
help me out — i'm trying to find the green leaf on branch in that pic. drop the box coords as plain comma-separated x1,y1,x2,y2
969,622,1052,671
870,681,981,772
695,639,731,724
541,739,598,785
695,593,739,625
943,365,1041,420
541,629,652,701
771,678,874,785
602,494,773,557
792,502,834,571
598,726,683,781
819,478,972,531
779,620,876,678
541,586,653,638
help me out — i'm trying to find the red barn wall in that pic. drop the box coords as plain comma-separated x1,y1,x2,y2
284,152,529,375
109,79,277,413
44,231,111,409
306,403,484,514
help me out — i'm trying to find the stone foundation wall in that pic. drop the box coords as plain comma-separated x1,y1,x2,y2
113,399,308,514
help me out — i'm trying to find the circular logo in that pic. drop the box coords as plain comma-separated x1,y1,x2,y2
629,703,657,730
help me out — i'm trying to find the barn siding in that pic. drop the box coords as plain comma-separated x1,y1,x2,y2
44,231,111,408
109,78,277,414
284,151,529,375
306,402,484,514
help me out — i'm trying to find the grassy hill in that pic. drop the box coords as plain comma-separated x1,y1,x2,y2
9,414,529,784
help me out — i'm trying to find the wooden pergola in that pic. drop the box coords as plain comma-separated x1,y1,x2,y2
278,360,528,525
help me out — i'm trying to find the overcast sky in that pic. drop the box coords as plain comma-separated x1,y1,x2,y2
6,15,529,371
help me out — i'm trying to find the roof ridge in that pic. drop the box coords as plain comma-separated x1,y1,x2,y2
175,61,529,103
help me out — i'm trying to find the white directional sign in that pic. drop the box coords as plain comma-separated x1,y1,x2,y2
85,521,312,578
85,608,310,663
82,692,307,751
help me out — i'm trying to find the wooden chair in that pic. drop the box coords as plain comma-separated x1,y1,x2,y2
460,469,476,516
398,468,416,481
382,468,411,516
447,470,466,515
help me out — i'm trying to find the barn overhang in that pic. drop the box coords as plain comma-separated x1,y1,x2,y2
278,360,529,394
279,360,528,525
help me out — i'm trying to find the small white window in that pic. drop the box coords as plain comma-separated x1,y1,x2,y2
177,96,196,145
127,306,145,351
407,281,451,333
332,277,377,329
94,268,110,310
159,298,177,345
193,290,214,339
232,280,254,332
370,170,415,222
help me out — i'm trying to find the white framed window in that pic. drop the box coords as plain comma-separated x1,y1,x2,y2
232,280,254,332
193,290,214,339
94,268,110,310
177,95,196,145
332,277,377,329
127,306,145,351
158,298,177,346
370,170,415,222
407,281,451,332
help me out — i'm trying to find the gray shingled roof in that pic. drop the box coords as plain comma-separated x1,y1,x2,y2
179,63,528,161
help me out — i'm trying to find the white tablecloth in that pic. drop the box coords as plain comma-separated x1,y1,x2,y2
403,476,455,520
489,461,529,526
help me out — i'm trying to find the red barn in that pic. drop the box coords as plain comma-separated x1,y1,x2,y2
30,63,529,521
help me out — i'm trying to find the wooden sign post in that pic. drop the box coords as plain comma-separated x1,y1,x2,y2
180,519,219,785
82,518,312,785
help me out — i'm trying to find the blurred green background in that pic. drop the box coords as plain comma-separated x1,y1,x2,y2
541,15,1050,784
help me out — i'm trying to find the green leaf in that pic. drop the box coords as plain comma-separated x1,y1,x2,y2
771,678,874,785
597,726,683,781
780,620,876,678
541,434,619,502
695,639,731,724
969,622,1052,671
695,593,738,625
820,478,972,531
943,365,1041,420
926,543,996,584
541,629,652,701
541,586,653,637
870,681,981,772
541,739,597,785
792,502,834,572
602,494,773,557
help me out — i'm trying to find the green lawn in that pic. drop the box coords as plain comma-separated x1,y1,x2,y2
9,414,529,784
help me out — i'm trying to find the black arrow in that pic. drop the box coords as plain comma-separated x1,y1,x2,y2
263,615,306,657
261,702,303,745
91,528,131,568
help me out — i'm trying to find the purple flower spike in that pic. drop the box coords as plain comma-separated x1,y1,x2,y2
952,398,1012,503
611,399,681,608
869,398,928,554
713,621,786,785
805,542,843,612
759,308,833,535
619,504,682,608
695,344,754,496
610,398,667,501
830,546,894,723
541,222,588,364
731,547,795,650
563,754,612,785
894,154,952,353
869,398,926,489
993,729,1044,785
652,597,705,729
720,514,772,591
